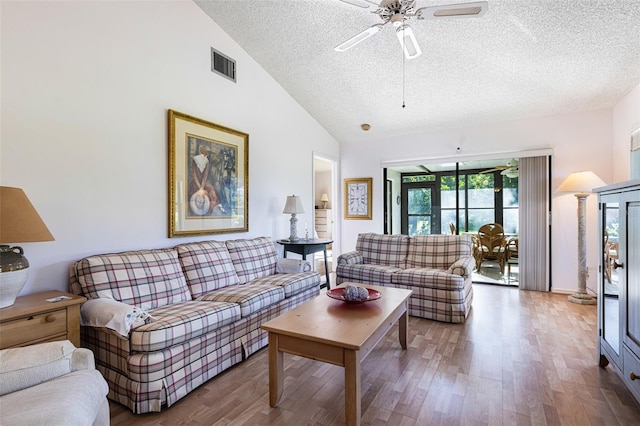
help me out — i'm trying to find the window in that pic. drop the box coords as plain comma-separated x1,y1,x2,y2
502,175,519,234
467,173,495,232
397,165,518,236
440,175,465,234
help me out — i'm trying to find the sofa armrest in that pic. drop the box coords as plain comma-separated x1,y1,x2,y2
337,251,364,265
0,340,79,396
276,258,312,273
71,348,96,371
447,256,475,277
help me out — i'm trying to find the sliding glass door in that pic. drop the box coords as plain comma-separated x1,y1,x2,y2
383,154,550,291
389,158,523,287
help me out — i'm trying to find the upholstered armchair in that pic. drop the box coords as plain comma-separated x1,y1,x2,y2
0,340,109,426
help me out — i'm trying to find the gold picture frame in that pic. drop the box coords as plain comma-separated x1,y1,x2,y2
168,110,248,237
344,177,372,220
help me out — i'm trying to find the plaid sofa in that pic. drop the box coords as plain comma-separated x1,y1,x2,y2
69,237,320,414
336,233,475,323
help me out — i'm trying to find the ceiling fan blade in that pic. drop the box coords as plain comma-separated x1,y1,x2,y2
416,1,488,20
480,166,508,174
334,24,383,52
338,0,373,8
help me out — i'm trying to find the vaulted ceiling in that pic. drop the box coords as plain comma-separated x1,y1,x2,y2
196,0,640,144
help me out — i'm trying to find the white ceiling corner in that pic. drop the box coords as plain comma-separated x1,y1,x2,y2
195,0,640,144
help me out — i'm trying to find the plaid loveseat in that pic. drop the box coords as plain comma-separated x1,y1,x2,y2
336,233,474,323
69,237,320,414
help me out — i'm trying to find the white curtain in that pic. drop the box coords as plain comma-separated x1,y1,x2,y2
519,156,550,291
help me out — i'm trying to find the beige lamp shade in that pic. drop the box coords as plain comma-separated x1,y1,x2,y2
0,187,54,308
0,186,54,243
282,195,305,214
320,193,329,203
557,171,606,195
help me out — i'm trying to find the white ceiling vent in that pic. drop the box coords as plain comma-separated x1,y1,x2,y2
211,48,236,82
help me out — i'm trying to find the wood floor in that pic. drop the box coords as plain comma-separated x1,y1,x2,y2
110,284,640,425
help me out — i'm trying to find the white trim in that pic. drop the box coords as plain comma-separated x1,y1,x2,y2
380,148,553,168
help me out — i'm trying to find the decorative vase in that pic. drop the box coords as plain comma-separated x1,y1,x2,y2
0,245,30,308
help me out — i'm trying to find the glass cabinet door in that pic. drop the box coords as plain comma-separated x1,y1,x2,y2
601,198,620,357
624,196,640,356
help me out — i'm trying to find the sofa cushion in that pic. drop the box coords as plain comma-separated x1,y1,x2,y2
176,241,240,297
129,301,241,352
356,233,410,268
197,284,284,317
391,268,464,290
406,235,473,270
336,264,402,285
75,249,192,310
225,237,278,284
250,272,320,298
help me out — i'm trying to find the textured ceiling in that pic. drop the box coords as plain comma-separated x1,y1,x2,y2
195,0,640,144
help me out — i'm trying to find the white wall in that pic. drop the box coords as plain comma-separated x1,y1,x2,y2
0,0,339,295
340,108,620,295
614,83,640,181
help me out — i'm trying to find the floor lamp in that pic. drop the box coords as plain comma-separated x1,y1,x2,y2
557,171,606,305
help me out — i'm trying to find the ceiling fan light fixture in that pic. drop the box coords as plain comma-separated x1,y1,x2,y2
334,25,382,52
396,25,421,59
390,13,405,27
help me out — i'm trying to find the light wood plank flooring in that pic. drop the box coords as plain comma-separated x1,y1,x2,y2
110,284,640,425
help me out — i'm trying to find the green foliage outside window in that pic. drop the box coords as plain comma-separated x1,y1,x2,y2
401,168,519,235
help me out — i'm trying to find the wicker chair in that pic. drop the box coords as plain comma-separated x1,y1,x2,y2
473,223,508,274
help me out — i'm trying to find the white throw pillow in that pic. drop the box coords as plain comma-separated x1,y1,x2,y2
80,298,153,337
276,258,312,273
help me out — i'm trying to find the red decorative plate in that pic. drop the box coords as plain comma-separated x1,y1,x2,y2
326,287,382,304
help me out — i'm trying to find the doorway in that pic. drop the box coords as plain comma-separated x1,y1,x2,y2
385,158,520,287
313,153,338,287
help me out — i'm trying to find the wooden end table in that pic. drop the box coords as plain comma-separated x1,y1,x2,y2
277,238,333,289
0,290,86,349
261,283,412,425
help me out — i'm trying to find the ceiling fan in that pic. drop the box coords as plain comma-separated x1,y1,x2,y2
480,159,519,178
335,0,488,59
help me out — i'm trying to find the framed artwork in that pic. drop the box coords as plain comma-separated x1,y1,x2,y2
168,110,248,237
344,177,372,220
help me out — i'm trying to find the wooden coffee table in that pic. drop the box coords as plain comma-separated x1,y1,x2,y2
261,283,412,425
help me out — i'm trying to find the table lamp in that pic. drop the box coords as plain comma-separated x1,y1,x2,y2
557,171,606,305
320,193,329,209
283,195,304,241
0,187,55,308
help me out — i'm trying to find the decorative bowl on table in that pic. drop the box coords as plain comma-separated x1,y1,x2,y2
326,285,382,304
